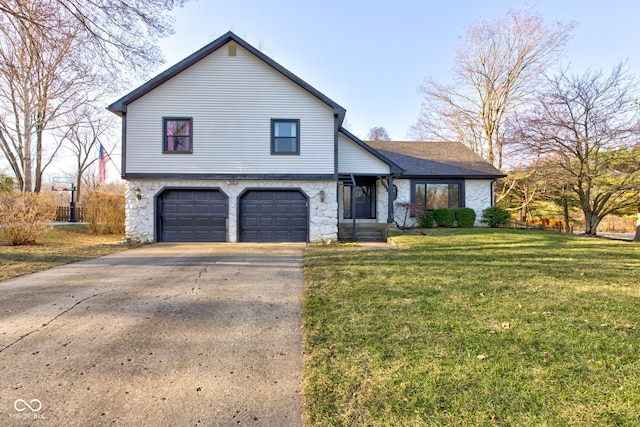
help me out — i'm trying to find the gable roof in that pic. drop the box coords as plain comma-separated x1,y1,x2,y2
107,31,346,123
338,128,404,174
365,141,505,179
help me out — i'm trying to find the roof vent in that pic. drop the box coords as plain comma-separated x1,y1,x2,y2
228,43,237,57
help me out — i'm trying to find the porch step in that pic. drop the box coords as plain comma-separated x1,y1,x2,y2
338,223,395,242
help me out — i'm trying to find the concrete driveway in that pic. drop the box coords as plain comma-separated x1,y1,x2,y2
0,243,305,426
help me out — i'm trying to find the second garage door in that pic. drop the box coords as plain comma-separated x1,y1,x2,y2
239,190,308,242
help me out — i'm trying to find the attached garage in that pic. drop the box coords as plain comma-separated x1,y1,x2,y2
157,189,228,242
239,190,308,242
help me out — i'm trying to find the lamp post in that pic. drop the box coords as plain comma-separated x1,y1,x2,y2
69,184,77,223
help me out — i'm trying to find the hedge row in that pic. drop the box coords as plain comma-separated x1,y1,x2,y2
418,207,477,228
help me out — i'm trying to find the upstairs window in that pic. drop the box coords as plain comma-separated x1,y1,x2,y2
271,119,299,155
164,118,192,153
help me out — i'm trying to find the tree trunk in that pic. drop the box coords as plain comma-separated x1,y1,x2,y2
496,137,503,171
486,127,495,167
519,195,527,222
34,121,43,193
23,133,32,192
584,211,600,236
75,174,82,204
562,195,571,234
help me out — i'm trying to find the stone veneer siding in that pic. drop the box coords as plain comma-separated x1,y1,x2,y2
464,179,495,225
125,179,338,243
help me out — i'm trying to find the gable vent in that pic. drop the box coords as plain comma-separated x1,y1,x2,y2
228,43,237,57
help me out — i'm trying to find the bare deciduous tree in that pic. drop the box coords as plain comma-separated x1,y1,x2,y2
62,105,118,203
0,0,183,192
496,164,544,222
519,64,640,236
0,2,102,191
410,10,574,169
0,0,187,75
367,127,391,141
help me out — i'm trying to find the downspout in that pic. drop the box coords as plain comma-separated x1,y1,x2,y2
336,180,340,239
121,112,127,179
333,114,339,180
334,114,339,240
490,179,497,206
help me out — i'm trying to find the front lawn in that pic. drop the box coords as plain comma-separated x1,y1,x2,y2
0,224,133,281
303,229,640,426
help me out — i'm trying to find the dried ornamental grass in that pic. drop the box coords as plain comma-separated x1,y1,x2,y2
0,192,56,245
83,191,125,235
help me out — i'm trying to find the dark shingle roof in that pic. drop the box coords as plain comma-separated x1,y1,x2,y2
365,141,505,179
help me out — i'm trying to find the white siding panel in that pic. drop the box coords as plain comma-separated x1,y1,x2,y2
126,43,335,175
338,133,390,174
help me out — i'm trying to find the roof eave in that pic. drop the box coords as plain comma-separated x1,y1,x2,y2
400,174,507,179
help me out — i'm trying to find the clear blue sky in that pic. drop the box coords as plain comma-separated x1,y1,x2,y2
151,0,640,141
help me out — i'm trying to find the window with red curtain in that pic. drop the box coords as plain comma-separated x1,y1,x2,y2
163,118,192,153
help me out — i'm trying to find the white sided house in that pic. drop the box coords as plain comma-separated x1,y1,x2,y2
108,32,504,243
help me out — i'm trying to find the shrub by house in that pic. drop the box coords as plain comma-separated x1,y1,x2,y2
84,191,125,235
434,208,455,227
455,207,476,228
419,211,435,228
482,206,511,227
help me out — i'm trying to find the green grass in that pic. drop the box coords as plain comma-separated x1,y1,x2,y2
303,229,640,426
0,224,134,281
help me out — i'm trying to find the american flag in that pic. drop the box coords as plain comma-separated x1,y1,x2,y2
98,144,112,185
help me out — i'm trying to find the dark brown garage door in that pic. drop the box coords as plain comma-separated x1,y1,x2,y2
239,190,308,242
158,189,228,242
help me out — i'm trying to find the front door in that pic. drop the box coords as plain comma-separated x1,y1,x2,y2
344,183,376,219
